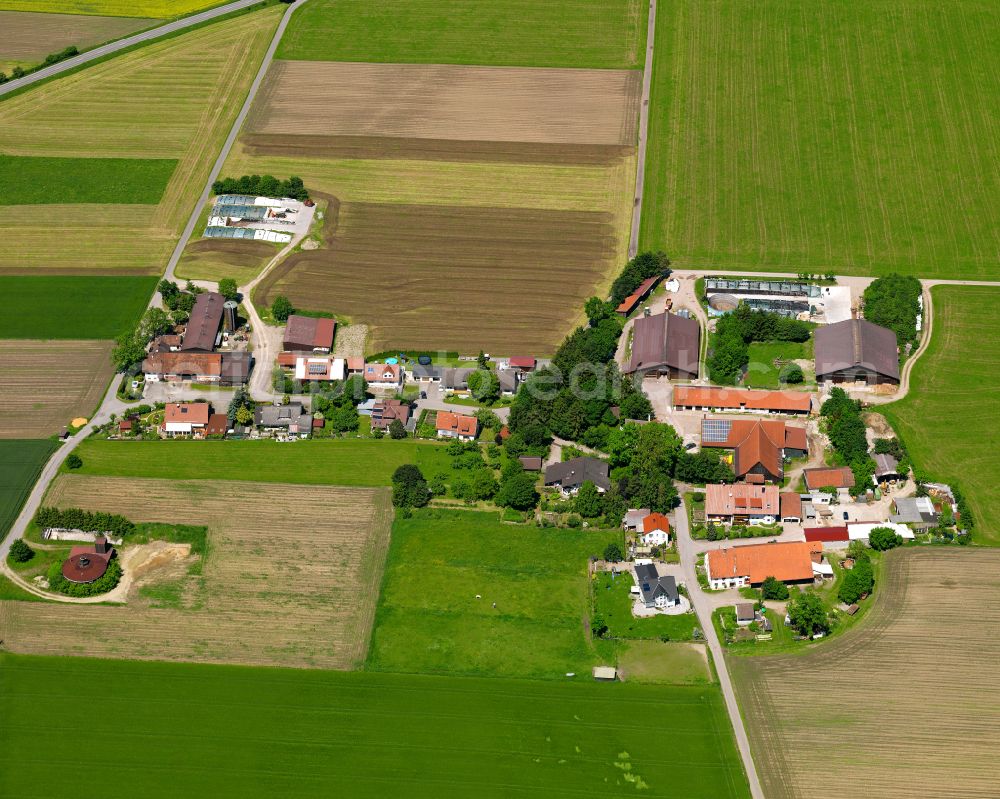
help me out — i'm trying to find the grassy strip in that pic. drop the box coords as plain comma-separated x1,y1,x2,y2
0,154,177,205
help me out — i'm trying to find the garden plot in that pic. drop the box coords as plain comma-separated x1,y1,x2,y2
0,476,393,669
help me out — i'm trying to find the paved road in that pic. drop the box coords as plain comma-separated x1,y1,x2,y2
627,0,657,260
673,497,766,799
0,0,266,98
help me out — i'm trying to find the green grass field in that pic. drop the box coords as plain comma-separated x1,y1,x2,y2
0,276,155,338
744,340,813,389
0,155,177,205
367,508,619,679
640,1,1000,279
0,653,750,798
71,438,443,487
882,286,1000,544
277,0,647,68
593,572,698,642
0,440,58,537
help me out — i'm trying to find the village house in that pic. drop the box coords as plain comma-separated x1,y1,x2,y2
814,318,900,385
282,314,336,353
294,356,344,383
625,310,700,378
623,508,651,532
364,363,404,391
370,399,410,431
162,402,210,437
435,410,478,441
704,540,824,590
890,496,940,530
779,492,803,523
518,456,543,472
634,562,679,609
142,351,252,386
803,466,855,497
180,291,225,352
735,602,756,626
255,403,313,437
507,356,536,373
700,418,807,482
544,457,611,496
673,386,813,415
705,483,780,525
639,513,671,546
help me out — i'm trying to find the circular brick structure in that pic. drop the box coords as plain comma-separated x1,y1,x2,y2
61,552,110,584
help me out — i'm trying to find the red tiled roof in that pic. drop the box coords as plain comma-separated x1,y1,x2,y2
164,402,210,426
346,357,364,372
509,357,536,369
142,351,223,377
779,492,802,518
642,513,670,533
803,526,849,543
675,385,812,414
707,541,821,584
277,351,297,368
205,413,228,436
705,484,780,516
701,418,807,481
364,363,401,383
436,411,478,437
283,314,336,350
804,467,855,490
616,275,661,313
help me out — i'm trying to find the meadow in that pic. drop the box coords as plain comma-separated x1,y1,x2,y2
593,571,698,642
0,340,113,438
0,440,57,537
744,340,814,390
730,548,1000,799
1,476,393,668
367,508,618,679
277,0,647,69
71,438,444,487
0,10,154,62
640,1,1000,280
0,1,220,17
0,276,155,338
883,286,1000,542
0,5,282,274
0,653,751,798
0,154,176,205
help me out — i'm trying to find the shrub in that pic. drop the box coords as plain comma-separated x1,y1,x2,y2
391,464,430,508
271,295,294,322
47,558,122,598
760,575,789,601
66,453,82,469
780,363,805,384
868,527,903,551
603,542,624,562
9,539,34,563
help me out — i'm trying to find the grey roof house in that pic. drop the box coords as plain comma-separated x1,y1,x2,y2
255,402,313,436
625,311,700,378
543,457,610,494
890,496,939,529
623,508,651,531
634,563,679,609
814,318,900,385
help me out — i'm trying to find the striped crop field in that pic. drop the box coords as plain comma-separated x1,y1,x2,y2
0,5,282,275
641,1,1000,280
0,1,220,17
731,548,1000,799
0,10,155,62
882,286,1000,543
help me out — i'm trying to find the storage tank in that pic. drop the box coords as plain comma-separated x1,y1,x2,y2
223,300,238,332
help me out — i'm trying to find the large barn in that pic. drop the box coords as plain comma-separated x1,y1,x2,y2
625,311,700,378
814,318,899,385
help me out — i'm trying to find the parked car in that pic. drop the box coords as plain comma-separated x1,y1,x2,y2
842,511,849,520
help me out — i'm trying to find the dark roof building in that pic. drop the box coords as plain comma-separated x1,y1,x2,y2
814,319,900,385
181,291,225,352
283,314,336,352
61,538,115,584
544,457,610,492
625,311,700,378
371,399,410,430
634,563,679,607
518,456,543,471
255,402,313,435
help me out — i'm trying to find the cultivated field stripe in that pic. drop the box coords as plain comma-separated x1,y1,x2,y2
0,10,155,60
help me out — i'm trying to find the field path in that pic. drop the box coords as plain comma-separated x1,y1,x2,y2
628,0,657,259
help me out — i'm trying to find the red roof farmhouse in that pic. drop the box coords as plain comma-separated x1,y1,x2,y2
673,386,812,415
705,541,823,590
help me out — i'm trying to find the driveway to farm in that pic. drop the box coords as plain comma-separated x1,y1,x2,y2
627,0,658,260
674,497,766,799
0,0,267,98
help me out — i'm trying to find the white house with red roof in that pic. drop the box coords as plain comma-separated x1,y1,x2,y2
639,513,671,546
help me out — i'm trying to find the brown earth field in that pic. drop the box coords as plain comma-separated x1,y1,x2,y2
0,340,113,438
730,547,1000,799
0,476,393,669
176,237,276,285
0,10,155,62
257,197,618,354
248,60,641,146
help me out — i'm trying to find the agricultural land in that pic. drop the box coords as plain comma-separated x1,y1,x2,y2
883,286,1000,542
176,238,276,285
640,0,1000,279
0,10,154,65
730,548,1000,799
0,339,113,437
0,653,749,799
0,440,57,537
0,5,283,274
0,1,221,17
0,154,176,205
277,0,647,69
1,475,393,669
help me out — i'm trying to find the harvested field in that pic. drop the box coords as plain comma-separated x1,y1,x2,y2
0,476,394,669
250,61,640,146
0,7,282,274
0,10,154,62
0,340,113,438
258,200,619,353
0,1,218,16
176,238,276,285
731,548,1000,799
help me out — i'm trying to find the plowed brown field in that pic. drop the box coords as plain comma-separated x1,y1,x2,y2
0,10,154,62
249,61,641,146
0,340,113,437
730,548,1000,799
257,199,618,353
176,238,276,284
0,476,393,669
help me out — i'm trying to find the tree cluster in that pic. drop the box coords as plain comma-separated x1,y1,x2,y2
111,305,175,372
212,174,309,201
609,251,671,307
47,558,122,598
761,576,790,601
466,369,501,404
787,591,829,637
312,375,368,434
271,295,294,322
708,303,812,385
227,386,255,426
862,274,922,348
820,388,875,496
674,449,735,484
9,539,34,563
0,46,78,85
442,441,499,503
838,553,875,605
392,465,430,508
34,506,135,537
868,527,903,551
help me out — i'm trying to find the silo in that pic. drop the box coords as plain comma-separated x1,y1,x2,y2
223,300,239,332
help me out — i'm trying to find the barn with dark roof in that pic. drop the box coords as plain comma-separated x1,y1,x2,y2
814,319,899,385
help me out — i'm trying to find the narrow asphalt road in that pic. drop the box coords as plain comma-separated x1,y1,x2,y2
627,0,657,260
0,0,265,98
674,497,766,799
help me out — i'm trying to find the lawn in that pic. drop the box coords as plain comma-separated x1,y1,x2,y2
0,1,221,17
277,0,647,69
0,653,751,799
640,1,1000,280
0,155,176,205
71,438,443,487
744,340,813,390
593,571,698,642
882,286,1000,543
367,508,620,679
0,276,155,338
0,440,58,537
